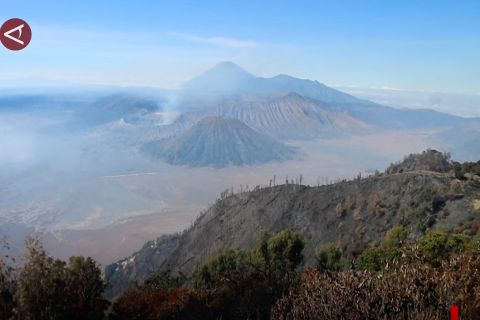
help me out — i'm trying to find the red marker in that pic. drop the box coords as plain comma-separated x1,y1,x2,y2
0,18,32,51
450,306,459,320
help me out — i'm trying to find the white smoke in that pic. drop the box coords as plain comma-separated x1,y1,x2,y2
0,118,37,166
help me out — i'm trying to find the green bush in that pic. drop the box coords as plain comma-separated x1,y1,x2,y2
449,233,471,251
419,229,470,264
467,234,480,255
193,248,249,289
419,230,450,263
356,248,384,272
315,243,348,272
382,226,408,248
355,244,404,272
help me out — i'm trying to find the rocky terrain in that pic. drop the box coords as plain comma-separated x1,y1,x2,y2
168,93,371,140
386,149,454,174
105,150,480,296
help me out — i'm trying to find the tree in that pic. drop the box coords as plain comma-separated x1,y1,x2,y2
252,230,304,277
194,248,249,289
315,243,348,272
141,269,186,292
0,249,15,320
14,237,69,320
65,256,109,320
13,238,108,320
192,229,305,320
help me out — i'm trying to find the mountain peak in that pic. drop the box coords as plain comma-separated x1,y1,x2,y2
211,61,250,73
142,116,296,167
182,62,255,94
181,61,361,105
200,61,253,78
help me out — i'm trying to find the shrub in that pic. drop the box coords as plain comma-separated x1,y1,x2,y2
192,229,305,320
419,229,450,263
419,229,470,264
0,257,14,320
65,256,109,320
315,243,348,272
449,233,471,252
355,247,384,272
382,226,408,248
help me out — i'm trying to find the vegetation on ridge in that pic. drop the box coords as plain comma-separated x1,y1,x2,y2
1,150,480,319
3,226,480,319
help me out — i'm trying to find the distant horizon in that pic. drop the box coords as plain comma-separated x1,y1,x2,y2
1,60,480,95
1,60,479,118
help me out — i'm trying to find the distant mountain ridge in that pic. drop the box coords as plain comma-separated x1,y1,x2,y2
176,62,472,134
168,92,371,140
432,120,480,162
181,61,361,105
33,62,478,163
75,94,160,126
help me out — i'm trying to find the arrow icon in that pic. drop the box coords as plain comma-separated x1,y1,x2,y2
3,24,25,45
0,18,32,50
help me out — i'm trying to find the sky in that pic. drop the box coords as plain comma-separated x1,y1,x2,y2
0,0,479,94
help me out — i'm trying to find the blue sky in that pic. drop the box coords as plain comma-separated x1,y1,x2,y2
0,0,479,94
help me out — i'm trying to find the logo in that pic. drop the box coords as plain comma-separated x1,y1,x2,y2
0,18,32,51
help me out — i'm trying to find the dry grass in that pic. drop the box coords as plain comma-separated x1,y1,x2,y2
273,254,480,320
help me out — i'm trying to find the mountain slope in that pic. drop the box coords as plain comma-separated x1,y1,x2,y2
54,94,161,132
142,117,297,167
333,100,468,129
106,151,480,293
160,170,480,275
173,93,371,139
432,121,480,161
78,94,160,125
104,234,181,298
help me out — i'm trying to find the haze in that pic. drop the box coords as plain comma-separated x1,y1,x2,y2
0,1,479,266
